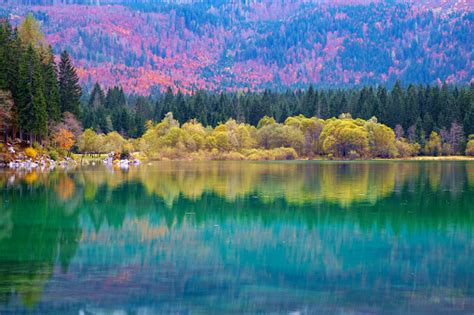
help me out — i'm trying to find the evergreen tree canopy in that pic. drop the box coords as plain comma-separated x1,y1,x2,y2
18,45,47,138
59,50,81,117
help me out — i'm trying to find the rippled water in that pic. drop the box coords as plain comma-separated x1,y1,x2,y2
0,161,474,314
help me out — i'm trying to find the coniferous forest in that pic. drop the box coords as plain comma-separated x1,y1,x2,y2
1,16,474,161
0,15,81,141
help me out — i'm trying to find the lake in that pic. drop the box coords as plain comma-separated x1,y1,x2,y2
0,161,473,314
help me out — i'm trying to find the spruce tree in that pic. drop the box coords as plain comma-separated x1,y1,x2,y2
0,21,20,135
58,50,81,117
388,81,404,128
0,21,11,90
404,84,420,128
43,46,60,122
301,85,315,117
18,45,47,140
88,82,105,108
175,90,187,123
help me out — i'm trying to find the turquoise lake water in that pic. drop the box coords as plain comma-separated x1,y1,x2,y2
0,161,473,314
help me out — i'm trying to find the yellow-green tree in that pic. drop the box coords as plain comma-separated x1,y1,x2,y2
285,115,325,156
257,116,276,129
104,131,126,153
320,118,369,159
182,119,206,151
424,131,442,156
364,117,398,158
77,128,98,155
17,13,47,54
257,123,304,153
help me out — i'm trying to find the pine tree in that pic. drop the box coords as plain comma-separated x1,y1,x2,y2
0,21,12,90
319,91,329,118
377,86,388,123
133,97,149,137
388,81,404,128
18,45,47,139
88,82,105,108
43,46,60,122
175,90,187,123
301,85,315,117
404,84,419,128
161,87,175,118
59,50,81,117
0,22,21,133
0,90,13,139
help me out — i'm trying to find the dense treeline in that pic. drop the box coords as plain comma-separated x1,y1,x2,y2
83,82,474,146
77,111,474,160
0,15,81,143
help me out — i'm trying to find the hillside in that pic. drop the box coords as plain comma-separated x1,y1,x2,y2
2,0,473,94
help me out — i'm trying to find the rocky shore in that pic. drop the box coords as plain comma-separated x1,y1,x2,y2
0,142,76,170
102,152,141,169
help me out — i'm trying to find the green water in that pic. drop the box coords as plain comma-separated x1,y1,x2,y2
0,161,473,314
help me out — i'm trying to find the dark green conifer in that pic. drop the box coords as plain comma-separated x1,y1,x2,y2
43,46,61,122
58,50,81,117
18,45,47,139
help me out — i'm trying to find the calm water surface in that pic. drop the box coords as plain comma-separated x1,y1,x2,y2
0,161,474,314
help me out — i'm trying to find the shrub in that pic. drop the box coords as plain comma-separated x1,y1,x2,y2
395,139,420,158
222,151,246,160
24,147,37,159
244,149,272,160
348,150,360,160
189,151,207,161
466,138,474,156
156,147,185,160
271,147,298,160
32,141,42,151
48,149,59,161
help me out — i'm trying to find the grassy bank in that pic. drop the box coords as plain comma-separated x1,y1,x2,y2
70,152,474,163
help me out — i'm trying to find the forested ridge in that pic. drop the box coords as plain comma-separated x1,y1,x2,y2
1,0,472,94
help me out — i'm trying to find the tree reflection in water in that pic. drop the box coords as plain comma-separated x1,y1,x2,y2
0,161,473,313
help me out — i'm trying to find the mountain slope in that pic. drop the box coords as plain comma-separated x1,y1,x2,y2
2,1,473,94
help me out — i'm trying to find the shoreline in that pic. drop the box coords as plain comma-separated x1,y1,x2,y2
73,155,474,163
2,154,474,170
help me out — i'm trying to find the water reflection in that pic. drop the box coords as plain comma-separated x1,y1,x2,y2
3,161,473,206
0,161,473,313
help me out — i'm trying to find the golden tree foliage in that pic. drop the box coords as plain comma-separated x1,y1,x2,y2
53,128,75,152
320,118,369,158
424,131,443,156
76,128,99,155
364,117,398,158
17,13,48,59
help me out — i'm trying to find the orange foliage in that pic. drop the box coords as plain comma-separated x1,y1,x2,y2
53,128,75,152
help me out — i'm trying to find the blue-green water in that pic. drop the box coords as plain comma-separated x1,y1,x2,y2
0,161,474,314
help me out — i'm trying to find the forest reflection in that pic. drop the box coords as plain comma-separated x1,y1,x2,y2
0,161,473,311
3,161,474,205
